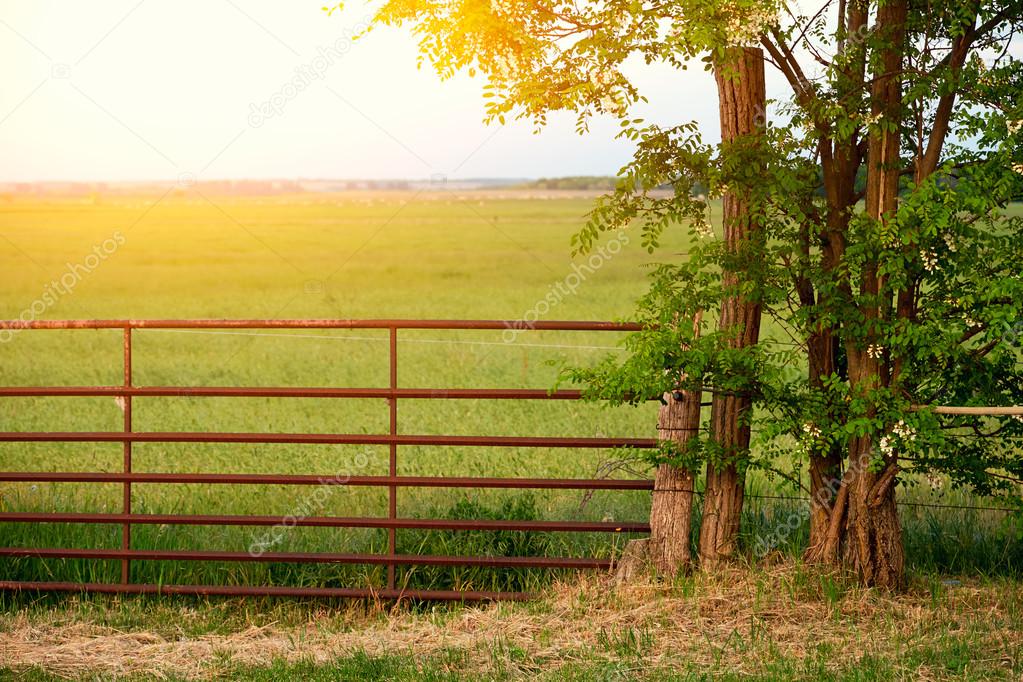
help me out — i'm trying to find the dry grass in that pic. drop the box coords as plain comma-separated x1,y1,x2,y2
2,562,1022,680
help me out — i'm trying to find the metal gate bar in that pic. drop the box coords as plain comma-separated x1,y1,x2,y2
0,581,532,601
0,319,654,601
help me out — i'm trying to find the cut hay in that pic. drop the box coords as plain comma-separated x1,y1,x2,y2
2,562,1021,679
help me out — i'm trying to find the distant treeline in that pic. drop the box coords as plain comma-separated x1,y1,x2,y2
513,176,711,194
512,176,620,190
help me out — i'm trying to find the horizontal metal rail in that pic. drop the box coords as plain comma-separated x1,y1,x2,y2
0,319,643,331
0,319,653,601
0,512,649,533
0,387,592,399
0,472,654,490
0,547,612,569
0,582,532,601
0,432,656,449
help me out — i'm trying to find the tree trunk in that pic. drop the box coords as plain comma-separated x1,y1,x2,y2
838,0,908,589
615,392,702,583
645,387,702,575
804,1,867,566
840,354,904,589
803,329,844,562
843,441,904,589
699,396,751,566
617,316,703,583
698,46,766,567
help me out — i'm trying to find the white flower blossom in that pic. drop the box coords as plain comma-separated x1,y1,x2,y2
867,344,884,359
863,112,882,128
1008,120,1023,135
796,422,823,455
1013,163,1023,175
943,233,957,253
598,95,626,117
693,218,715,239
723,3,778,47
920,249,938,273
893,420,917,441
879,421,917,461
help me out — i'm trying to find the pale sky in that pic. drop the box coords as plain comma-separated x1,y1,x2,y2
0,0,725,183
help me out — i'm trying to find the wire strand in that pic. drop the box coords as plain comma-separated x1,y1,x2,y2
142,328,626,352
643,490,1016,512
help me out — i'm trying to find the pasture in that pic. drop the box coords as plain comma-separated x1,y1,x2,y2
1,191,1022,679
1,191,1020,595
0,190,672,594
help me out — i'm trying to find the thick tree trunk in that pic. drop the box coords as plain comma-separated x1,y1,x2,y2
645,388,702,575
617,316,703,583
838,0,908,589
698,46,766,567
803,329,844,562
804,2,867,566
840,354,904,589
617,391,702,582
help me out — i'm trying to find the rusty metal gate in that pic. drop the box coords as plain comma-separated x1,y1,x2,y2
0,319,655,601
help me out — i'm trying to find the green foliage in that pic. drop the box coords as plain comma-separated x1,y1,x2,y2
575,5,1023,512
364,0,1023,521
365,0,783,129
376,0,1023,517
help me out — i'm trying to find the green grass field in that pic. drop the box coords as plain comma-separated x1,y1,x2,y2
0,190,676,593
0,191,1020,595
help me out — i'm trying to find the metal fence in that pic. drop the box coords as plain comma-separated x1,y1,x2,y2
0,319,655,601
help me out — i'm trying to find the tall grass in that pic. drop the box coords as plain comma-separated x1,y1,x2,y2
1,193,1021,595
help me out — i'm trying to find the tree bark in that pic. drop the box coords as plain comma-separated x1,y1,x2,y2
804,1,866,566
646,387,702,575
803,329,845,562
617,316,703,582
698,46,766,567
841,354,904,589
839,0,908,589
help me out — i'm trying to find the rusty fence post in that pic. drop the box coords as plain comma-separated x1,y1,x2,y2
121,326,133,584
388,325,398,590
